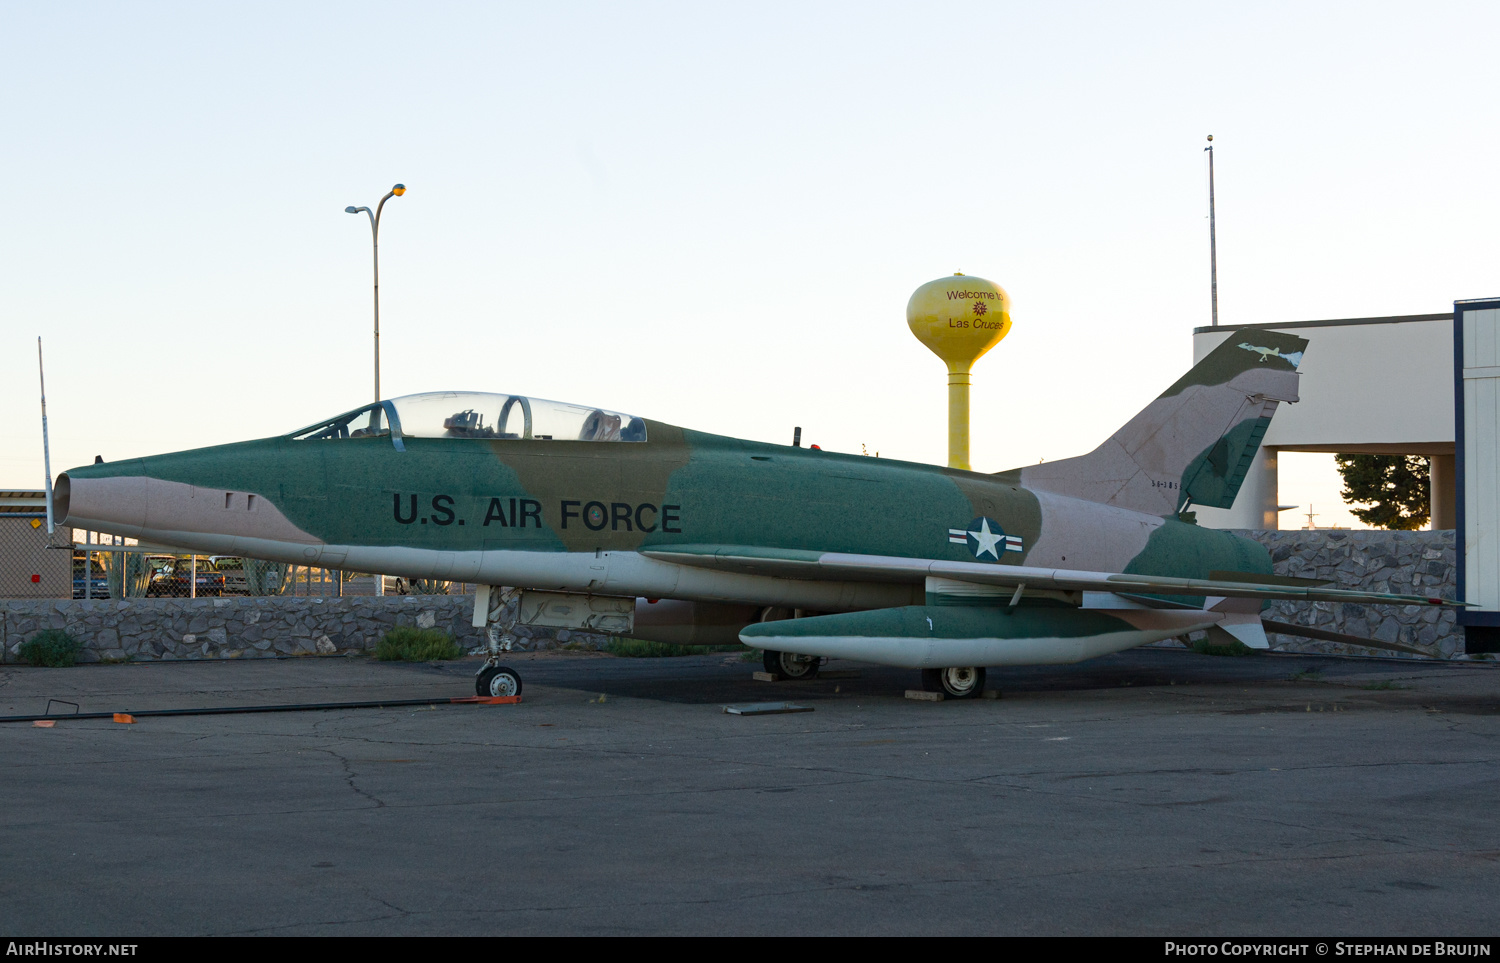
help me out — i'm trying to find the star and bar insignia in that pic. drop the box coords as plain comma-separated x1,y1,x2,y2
947,516,1023,561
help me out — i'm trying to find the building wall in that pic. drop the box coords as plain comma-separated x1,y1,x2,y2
0,518,71,599
1459,304,1500,614
1192,316,1456,530
1194,317,1454,450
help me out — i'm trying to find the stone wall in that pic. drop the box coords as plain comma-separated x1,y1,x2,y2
0,594,611,663
0,530,1469,662
1237,529,1461,659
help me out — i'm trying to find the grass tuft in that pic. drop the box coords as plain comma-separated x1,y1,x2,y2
1190,637,1254,657
376,626,462,662
603,638,743,658
19,629,81,667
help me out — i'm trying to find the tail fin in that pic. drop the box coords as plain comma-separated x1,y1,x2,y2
1013,331,1308,516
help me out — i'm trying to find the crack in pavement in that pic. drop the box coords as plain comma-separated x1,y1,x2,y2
309,747,386,809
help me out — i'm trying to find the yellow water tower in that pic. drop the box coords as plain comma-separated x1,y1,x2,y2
907,273,1012,470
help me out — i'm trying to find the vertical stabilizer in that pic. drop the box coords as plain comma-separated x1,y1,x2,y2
1012,331,1308,516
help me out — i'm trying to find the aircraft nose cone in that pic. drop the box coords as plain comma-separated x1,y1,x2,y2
57,463,324,555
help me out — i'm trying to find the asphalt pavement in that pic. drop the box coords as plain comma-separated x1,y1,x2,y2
2,647,1498,936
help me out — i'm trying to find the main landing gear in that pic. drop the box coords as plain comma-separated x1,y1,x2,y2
921,666,986,699
763,649,821,680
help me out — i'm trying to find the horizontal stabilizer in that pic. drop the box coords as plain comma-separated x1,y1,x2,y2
1204,620,1269,649
1261,619,1434,658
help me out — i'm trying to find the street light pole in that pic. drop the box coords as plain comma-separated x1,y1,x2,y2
345,183,406,404
1205,136,1218,327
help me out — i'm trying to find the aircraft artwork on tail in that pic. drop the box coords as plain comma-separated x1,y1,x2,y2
54,330,1457,700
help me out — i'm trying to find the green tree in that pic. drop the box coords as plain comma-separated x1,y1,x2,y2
1335,454,1429,530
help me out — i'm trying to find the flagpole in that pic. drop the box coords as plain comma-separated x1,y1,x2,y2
38,337,54,534
1206,134,1218,327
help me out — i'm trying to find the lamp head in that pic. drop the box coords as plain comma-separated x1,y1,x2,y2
391,184,406,196
344,206,361,213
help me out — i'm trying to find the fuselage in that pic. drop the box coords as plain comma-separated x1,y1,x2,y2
56,412,1271,612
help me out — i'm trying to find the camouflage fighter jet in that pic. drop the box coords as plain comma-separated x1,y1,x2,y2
53,330,1453,698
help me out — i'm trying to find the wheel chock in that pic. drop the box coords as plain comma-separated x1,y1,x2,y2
751,671,780,682
113,713,136,723
449,695,522,706
32,720,54,728
904,690,944,702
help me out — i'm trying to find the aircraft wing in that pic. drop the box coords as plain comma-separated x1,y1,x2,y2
641,545,1461,608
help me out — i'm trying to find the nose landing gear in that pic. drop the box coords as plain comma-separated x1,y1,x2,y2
474,593,523,697
477,664,522,698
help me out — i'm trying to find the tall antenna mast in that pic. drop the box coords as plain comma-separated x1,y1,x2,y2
1206,135,1218,327
38,337,55,534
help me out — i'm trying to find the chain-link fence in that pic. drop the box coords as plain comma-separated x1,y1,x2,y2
0,513,470,599
0,512,71,598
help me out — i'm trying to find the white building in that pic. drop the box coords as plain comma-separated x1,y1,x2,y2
1190,314,1456,531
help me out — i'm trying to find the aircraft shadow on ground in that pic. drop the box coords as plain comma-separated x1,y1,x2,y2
419,648,1457,707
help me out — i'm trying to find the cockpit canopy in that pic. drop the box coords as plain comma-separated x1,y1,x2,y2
290,391,647,446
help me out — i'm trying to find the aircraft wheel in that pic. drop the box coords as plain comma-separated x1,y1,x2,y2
763,649,819,680
921,666,985,699
477,665,522,698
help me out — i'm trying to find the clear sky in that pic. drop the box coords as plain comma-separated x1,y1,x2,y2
3,1,1494,529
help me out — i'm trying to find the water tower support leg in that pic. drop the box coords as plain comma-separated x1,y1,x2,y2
947,368,971,471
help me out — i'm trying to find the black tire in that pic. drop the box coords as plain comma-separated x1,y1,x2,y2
941,666,985,699
921,666,985,699
763,649,819,680
476,665,522,698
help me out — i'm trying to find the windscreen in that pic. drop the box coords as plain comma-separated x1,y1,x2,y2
289,403,393,442
291,393,646,443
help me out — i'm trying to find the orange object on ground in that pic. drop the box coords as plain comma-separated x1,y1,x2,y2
33,720,55,728
449,696,521,705
113,713,135,724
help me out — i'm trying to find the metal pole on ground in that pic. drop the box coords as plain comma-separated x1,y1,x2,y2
346,184,405,598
